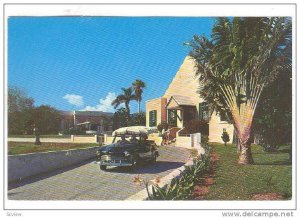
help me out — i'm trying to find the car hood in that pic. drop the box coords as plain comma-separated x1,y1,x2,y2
98,143,135,154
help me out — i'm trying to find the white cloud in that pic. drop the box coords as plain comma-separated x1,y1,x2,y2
63,94,84,107
82,92,119,112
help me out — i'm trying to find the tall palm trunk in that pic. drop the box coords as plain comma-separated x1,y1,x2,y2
220,76,264,165
137,100,140,113
125,102,130,123
237,128,254,164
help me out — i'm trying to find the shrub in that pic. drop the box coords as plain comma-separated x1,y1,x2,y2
221,130,230,146
144,145,211,200
157,122,175,133
129,112,146,126
180,119,208,135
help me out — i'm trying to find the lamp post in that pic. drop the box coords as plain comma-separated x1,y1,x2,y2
34,125,41,145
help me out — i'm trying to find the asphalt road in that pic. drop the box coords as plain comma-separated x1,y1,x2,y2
8,146,190,200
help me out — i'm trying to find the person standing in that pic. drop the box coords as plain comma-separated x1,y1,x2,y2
161,128,166,146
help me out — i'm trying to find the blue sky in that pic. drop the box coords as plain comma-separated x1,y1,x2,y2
8,17,214,113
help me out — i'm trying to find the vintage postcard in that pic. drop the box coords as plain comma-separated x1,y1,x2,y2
1,1,298,217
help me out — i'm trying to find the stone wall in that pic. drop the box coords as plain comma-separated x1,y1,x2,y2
175,136,192,149
8,146,99,183
71,135,98,143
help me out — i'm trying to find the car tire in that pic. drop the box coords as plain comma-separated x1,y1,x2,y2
151,153,157,163
130,155,140,170
100,165,107,171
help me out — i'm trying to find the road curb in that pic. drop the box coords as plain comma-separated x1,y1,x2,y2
126,147,201,201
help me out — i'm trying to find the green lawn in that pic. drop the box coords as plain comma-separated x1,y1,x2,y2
8,142,99,155
8,135,71,138
205,143,292,200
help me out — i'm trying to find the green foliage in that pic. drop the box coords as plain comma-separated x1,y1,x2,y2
8,86,35,134
186,17,292,134
129,112,146,126
8,86,34,114
113,108,129,129
205,144,292,200
157,122,170,132
147,146,211,200
201,134,209,145
111,87,136,119
8,142,99,155
180,119,208,135
132,79,146,113
221,130,230,146
33,105,61,135
253,70,292,149
188,17,291,111
113,108,146,129
8,86,61,135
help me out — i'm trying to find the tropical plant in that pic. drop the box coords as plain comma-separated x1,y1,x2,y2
253,67,292,151
129,112,146,126
111,87,136,121
145,148,211,200
187,17,292,164
132,79,146,113
112,107,128,130
221,130,230,146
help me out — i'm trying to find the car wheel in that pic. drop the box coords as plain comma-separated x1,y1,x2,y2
131,155,140,170
151,152,157,163
100,165,107,171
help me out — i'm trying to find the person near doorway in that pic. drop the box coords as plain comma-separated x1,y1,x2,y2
161,127,169,146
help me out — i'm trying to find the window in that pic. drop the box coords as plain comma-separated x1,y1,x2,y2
149,110,157,127
199,102,209,121
168,109,177,126
220,111,227,122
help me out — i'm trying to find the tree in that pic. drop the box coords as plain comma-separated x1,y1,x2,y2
129,112,146,126
8,86,34,114
221,130,230,146
113,107,128,130
111,87,136,121
132,79,146,113
253,67,292,152
8,86,35,134
187,17,291,164
33,105,61,134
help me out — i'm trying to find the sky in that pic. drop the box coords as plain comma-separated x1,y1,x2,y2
8,17,215,113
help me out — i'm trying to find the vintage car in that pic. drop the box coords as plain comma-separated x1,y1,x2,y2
96,126,159,170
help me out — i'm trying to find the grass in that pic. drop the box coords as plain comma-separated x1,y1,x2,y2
8,142,99,155
8,135,71,138
204,143,292,200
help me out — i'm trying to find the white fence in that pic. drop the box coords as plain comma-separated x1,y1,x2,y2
175,133,205,154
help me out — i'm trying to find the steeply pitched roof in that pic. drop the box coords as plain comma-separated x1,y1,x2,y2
166,95,195,109
163,56,202,105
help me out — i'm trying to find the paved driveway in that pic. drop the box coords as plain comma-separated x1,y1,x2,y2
8,146,190,200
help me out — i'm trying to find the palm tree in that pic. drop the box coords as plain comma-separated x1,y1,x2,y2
111,87,136,120
132,79,146,113
187,17,291,164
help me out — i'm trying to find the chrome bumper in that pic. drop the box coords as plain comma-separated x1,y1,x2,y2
100,161,133,167
98,155,133,167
